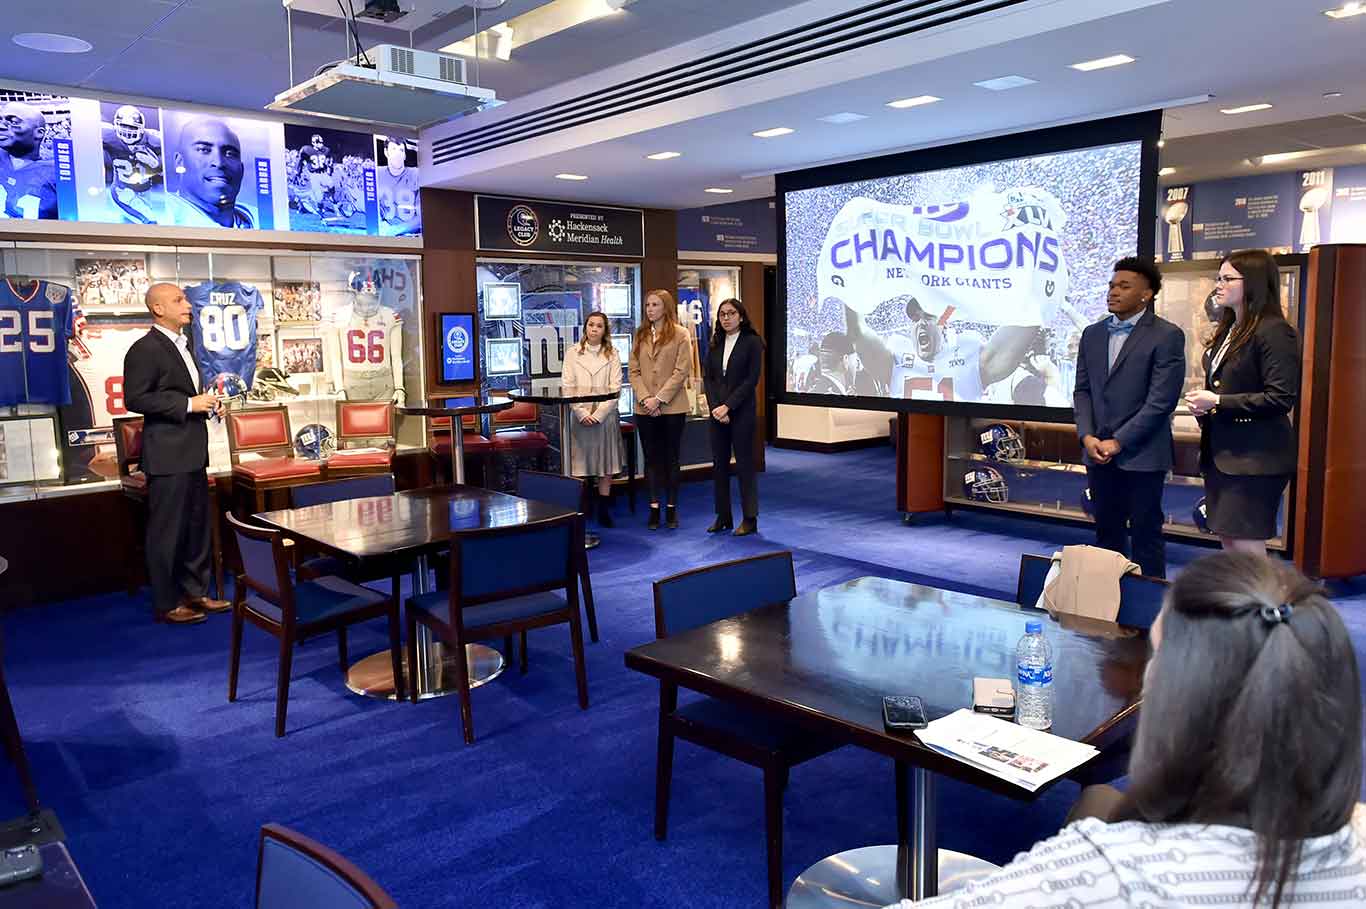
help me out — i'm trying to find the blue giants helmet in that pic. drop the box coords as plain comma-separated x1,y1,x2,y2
348,267,381,296
205,372,248,404
294,423,335,460
963,466,1009,504
1193,497,1211,533
978,423,1025,462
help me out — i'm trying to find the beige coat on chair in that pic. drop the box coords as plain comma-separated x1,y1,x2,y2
629,325,692,416
1040,545,1140,622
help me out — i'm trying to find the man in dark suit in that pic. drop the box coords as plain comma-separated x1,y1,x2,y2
123,283,228,624
1073,258,1186,578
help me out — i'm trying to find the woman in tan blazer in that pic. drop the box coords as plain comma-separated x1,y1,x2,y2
629,289,692,529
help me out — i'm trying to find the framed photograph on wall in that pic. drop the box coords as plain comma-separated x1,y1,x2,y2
280,334,326,376
483,282,522,321
485,337,523,376
612,334,632,368
601,283,631,317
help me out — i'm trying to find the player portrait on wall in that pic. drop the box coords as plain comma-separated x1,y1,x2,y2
0,89,69,220
162,111,264,229
99,102,164,225
374,135,420,237
331,267,405,403
284,124,371,234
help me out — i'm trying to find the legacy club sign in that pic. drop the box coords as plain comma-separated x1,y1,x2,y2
475,195,645,257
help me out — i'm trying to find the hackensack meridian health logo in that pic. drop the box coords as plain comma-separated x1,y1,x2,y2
446,323,470,355
507,204,539,246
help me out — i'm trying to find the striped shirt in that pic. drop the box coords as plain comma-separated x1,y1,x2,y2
891,805,1366,907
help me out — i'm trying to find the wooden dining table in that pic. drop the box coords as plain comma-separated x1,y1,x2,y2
256,486,579,701
624,576,1149,905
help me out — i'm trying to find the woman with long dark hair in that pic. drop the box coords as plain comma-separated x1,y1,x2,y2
628,289,691,530
888,552,1365,908
1184,249,1300,554
703,298,764,536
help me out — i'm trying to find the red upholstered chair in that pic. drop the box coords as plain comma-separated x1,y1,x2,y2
226,406,323,515
429,413,495,486
114,415,225,598
327,401,394,476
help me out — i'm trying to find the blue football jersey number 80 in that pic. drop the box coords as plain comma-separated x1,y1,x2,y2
198,303,251,352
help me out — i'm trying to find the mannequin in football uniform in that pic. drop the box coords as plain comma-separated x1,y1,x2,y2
165,116,254,229
102,105,163,224
331,269,405,404
375,137,420,237
0,101,58,220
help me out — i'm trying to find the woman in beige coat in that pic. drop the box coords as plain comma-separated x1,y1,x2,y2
561,311,625,527
629,289,692,530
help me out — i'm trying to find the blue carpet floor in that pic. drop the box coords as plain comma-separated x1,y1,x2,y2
3,445,1363,908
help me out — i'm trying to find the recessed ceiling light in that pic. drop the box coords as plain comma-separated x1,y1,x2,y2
1158,167,1176,176
645,151,681,160
1324,91,1344,99
1069,54,1135,72
752,127,794,138
1220,103,1273,115
886,95,941,109
973,75,1037,91
704,187,734,194
11,32,92,53
555,173,588,180
819,112,869,124
1324,2,1366,18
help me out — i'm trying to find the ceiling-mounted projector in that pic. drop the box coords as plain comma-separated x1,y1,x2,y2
267,44,500,129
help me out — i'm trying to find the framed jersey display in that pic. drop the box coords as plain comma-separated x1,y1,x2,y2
0,413,62,488
483,282,521,320
0,242,425,497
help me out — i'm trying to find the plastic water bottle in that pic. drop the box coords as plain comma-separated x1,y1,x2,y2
1015,620,1054,730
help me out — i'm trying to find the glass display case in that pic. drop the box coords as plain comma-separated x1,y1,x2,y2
677,265,741,469
475,259,641,474
0,241,425,503
940,257,1305,552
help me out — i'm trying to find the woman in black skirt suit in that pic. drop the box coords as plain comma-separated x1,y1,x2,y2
1184,249,1300,554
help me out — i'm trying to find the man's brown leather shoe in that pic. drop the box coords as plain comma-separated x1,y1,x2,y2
159,605,207,625
183,595,231,614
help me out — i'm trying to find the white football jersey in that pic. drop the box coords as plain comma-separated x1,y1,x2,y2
338,304,402,375
71,322,150,430
891,329,985,402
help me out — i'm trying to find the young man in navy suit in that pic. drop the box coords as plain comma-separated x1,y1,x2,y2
123,283,229,624
1073,258,1186,578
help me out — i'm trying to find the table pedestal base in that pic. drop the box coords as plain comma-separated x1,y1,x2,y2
785,846,999,908
346,643,505,701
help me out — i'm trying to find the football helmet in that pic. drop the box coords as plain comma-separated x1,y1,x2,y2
963,466,1009,504
1081,486,1096,518
247,366,297,402
294,423,336,460
978,422,1025,462
1193,497,1212,534
348,267,382,297
1203,289,1221,324
204,372,248,404
113,105,145,145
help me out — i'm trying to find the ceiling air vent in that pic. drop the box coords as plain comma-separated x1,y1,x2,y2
389,46,416,76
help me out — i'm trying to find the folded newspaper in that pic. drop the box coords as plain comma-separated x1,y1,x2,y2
914,709,1098,792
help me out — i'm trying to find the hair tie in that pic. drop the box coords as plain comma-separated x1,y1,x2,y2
1259,603,1294,625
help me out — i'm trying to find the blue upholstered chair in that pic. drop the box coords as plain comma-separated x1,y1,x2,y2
1015,553,1168,629
652,551,841,909
256,823,395,909
405,511,588,744
516,469,599,644
226,513,405,737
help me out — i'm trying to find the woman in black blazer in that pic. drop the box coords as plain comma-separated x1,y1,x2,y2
1184,249,1300,554
703,298,764,536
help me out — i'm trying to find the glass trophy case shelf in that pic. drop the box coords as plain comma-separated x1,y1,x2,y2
0,240,427,504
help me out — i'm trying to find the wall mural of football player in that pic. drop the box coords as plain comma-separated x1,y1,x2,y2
375,135,420,237
0,100,59,219
100,103,164,224
165,115,253,228
295,133,334,216
331,268,405,404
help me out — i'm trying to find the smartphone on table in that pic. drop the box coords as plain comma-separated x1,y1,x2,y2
882,695,928,732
